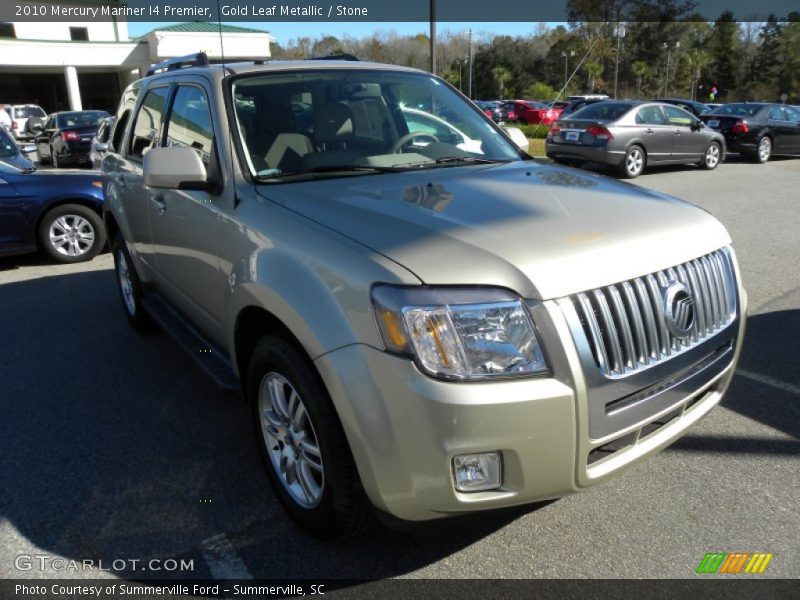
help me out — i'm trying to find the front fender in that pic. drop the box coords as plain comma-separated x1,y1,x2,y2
221,202,421,375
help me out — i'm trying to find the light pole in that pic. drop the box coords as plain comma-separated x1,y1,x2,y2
561,50,575,94
456,58,466,92
613,24,625,99
662,41,680,97
429,0,436,74
467,29,474,99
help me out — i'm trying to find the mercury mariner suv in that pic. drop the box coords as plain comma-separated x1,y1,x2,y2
102,53,746,539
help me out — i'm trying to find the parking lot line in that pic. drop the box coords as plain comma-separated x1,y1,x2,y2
201,533,253,580
736,369,800,397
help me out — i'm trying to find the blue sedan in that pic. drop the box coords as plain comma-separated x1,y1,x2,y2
0,127,106,263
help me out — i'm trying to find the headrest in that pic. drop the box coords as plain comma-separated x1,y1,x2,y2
314,102,353,143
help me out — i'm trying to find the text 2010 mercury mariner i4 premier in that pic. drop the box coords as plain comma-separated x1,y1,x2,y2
102,54,746,538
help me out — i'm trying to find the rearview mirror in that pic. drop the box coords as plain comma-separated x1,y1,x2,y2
143,146,210,190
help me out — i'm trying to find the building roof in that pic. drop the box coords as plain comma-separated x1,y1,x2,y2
139,22,269,37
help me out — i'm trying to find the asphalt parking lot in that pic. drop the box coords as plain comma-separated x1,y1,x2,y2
1,156,798,581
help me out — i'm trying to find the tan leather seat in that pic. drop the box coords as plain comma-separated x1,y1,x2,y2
264,133,313,172
302,102,361,169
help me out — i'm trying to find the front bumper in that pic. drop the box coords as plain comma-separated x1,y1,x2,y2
314,274,747,522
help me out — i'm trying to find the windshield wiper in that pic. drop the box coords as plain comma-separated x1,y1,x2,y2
433,156,510,165
254,164,403,181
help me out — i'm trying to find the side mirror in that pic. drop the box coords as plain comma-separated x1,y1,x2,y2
94,142,109,153
21,144,37,155
144,146,210,190
30,122,43,133
691,120,703,131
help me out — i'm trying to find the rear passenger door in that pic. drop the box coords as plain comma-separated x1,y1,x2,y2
634,106,672,162
783,106,800,153
766,105,794,153
147,81,226,342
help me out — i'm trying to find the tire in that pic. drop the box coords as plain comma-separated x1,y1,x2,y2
247,335,373,539
112,234,156,331
51,145,60,169
700,141,722,170
620,144,646,178
754,136,772,163
38,203,105,263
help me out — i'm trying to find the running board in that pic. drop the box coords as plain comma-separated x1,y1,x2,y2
141,294,239,393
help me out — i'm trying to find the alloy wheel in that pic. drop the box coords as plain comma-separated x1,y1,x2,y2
626,148,644,176
258,372,325,508
758,138,771,162
48,214,95,257
116,247,136,316
705,144,720,168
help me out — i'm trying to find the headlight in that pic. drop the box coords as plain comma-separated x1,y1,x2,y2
371,285,548,381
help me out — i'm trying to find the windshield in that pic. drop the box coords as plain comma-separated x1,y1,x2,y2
14,106,46,118
56,111,109,129
0,128,19,158
231,69,522,181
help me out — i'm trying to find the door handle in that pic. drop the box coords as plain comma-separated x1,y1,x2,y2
645,128,654,133
150,194,167,215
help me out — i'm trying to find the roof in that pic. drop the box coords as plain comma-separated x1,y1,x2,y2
141,22,268,35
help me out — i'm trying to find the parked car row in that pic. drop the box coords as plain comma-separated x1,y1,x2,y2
546,100,800,178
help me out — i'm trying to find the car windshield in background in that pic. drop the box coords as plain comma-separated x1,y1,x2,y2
15,106,46,118
231,70,521,181
56,111,108,128
0,128,19,158
568,102,633,121
709,103,765,116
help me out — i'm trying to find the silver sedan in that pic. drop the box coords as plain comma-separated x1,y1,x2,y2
546,101,726,178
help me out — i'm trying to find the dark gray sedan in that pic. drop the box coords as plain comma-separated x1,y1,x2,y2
545,101,726,178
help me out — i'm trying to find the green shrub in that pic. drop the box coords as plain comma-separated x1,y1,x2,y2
518,124,550,139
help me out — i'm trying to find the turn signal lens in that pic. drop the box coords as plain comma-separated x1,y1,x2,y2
587,126,614,140
731,120,749,134
62,130,81,141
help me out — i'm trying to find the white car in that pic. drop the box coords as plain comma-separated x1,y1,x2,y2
3,104,47,141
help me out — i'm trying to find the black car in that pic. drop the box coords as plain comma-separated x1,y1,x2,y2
700,103,800,163
475,101,509,123
655,98,713,117
558,98,606,118
33,110,110,168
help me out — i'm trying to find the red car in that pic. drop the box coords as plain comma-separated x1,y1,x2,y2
512,100,564,125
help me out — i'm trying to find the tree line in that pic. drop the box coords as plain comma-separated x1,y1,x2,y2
272,9,800,103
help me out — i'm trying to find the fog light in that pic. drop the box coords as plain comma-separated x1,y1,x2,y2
453,452,502,492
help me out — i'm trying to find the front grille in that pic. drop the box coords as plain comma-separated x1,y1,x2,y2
571,248,736,377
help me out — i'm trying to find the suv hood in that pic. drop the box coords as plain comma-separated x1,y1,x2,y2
258,161,731,300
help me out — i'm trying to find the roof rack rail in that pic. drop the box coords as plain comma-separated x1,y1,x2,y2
309,53,359,61
146,52,210,76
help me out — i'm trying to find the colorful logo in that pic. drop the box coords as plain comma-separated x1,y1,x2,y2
697,552,773,574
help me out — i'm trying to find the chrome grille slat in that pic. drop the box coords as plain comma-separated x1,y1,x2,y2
593,289,625,374
608,285,636,370
570,249,737,378
621,281,649,366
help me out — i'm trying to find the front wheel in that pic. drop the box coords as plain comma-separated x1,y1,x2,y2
620,145,645,178
700,141,722,170
38,204,105,263
248,335,372,539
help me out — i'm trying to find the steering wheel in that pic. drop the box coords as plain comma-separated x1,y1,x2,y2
390,131,439,154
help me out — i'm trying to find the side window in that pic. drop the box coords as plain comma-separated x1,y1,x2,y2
129,86,169,159
784,106,800,122
110,111,129,152
45,117,55,129
636,106,667,125
164,85,214,168
662,105,693,126
768,106,784,120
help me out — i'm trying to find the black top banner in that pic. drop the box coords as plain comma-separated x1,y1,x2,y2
3,0,799,22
